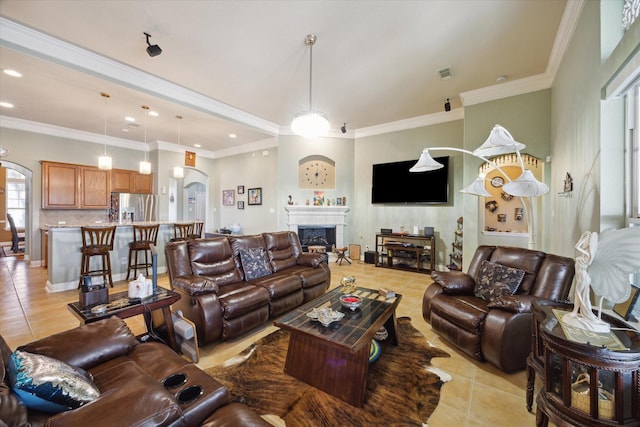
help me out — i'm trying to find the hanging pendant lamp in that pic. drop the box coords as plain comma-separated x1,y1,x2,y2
139,105,152,175
291,34,329,138
98,92,112,170
173,115,184,178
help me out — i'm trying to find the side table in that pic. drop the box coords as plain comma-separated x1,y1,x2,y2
533,302,640,426
67,286,181,351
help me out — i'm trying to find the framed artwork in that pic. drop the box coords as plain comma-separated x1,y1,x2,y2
237,201,245,210
613,285,639,320
248,187,262,205
222,190,235,206
237,185,245,194
185,151,196,167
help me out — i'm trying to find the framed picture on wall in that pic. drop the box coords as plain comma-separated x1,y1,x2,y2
222,190,235,206
185,151,196,167
237,201,244,210
248,188,262,205
237,185,245,194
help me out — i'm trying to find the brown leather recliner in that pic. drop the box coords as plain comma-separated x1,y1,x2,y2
422,245,575,372
165,231,330,345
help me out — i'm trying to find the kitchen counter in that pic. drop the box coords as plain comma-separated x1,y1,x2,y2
44,221,196,292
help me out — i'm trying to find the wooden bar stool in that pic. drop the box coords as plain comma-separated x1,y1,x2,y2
126,224,159,280
334,246,351,265
171,223,194,242
190,221,204,239
79,226,116,287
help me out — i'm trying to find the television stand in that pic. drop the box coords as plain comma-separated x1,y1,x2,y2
375,233,435,274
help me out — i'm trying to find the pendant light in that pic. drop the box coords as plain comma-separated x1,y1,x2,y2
98,92,112,170
173,115,184,178
290,34,329,138
139,105,152,175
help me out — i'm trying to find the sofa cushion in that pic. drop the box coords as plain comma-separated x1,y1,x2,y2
474,260,525,301
239,247,272,280
8,350,100,413
1,335,28,427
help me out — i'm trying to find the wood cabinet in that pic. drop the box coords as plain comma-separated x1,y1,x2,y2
42,161,110,209
110,169,153,194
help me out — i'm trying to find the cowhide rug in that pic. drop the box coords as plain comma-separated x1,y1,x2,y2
205,317,450,426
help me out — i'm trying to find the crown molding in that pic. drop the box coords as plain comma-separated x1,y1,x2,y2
354,108,464,139
459,73,553,107
0,17,280,137
212,137,278,159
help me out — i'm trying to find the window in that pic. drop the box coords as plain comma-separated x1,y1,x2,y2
6,169,26,228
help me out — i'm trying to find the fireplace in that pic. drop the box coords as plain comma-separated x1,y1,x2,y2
298,226,336,252
285,206,349,251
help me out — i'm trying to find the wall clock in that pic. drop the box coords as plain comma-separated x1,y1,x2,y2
490,176,504,188
298,158,336,189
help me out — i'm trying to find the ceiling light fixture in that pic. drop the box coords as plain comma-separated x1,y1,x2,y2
411,125,549,248
144,32,162,57
139,105,152,175
173,115,184,179
98,92,112,170
291,34,329,138
3,69,22,78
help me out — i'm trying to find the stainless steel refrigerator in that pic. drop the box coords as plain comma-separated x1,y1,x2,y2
112,193,158,222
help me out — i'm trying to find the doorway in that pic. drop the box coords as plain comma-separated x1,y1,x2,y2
0,161,32,260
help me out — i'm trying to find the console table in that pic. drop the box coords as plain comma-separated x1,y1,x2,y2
532,301,640,426
374,233,435,274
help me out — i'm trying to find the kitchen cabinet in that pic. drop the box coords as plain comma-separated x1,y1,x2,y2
110,169,153,194
41,161,110,209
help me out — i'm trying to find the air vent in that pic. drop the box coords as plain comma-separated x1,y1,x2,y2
438,66,453,80
128,122,141,129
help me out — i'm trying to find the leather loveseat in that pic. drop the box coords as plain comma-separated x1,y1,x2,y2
422,245,575,372
0,316,270,427
165,231,330,345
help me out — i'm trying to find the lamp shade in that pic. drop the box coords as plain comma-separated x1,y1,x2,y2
139,160,151,175
502,170,549,196
291,111,330,138
173,166,184,179
409,149,444,172
473,124,526,157
98,155,112,170
459,177,492,197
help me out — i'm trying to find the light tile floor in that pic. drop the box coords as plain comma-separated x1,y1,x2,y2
0,256,537,426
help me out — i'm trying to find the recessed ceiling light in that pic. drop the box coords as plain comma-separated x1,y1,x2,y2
0,101,14,108
125,116,136,122
229,133,237,138
149,111,159,117
194,144,201,148
496,75,508,83
3,69,22,78
121,128,129,132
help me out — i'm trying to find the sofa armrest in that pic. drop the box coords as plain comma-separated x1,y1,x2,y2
17,317,137,370
172,275,219,296
431,270,475,295
296,253,324,268
487,295,537,313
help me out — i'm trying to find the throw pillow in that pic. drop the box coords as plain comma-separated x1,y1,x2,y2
474,260,525,301
8,350,100,413
239,247,272,281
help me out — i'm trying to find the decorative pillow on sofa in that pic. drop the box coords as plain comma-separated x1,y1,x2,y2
239,247,273,281
8,350,100,413
474,260,525,301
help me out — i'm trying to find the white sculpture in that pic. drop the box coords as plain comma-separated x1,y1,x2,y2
562,227,640,333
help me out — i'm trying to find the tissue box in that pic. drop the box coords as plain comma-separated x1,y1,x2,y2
79,287,109,308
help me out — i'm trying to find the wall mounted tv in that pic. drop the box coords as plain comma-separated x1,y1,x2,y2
371,156,449,204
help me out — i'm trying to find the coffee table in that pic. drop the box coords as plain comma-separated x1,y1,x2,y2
274,286,402,407
67,286,181,351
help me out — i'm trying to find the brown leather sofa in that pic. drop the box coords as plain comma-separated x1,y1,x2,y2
165,231,330,345
422,245,575,372
0,316,270,427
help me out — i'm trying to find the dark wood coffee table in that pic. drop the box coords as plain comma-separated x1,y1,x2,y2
274,286,402,407
67,286,181,351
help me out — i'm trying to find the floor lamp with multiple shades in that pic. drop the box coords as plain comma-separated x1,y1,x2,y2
410,125,549,249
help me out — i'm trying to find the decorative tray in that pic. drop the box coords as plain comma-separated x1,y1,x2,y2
306,306,345,327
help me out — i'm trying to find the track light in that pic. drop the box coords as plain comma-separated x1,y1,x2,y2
444,98,451,112
341,123,347,134
144,32,162,57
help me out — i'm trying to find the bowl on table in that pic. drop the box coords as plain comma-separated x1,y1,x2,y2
340,294,363,311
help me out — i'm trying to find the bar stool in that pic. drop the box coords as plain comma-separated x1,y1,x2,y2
190,221,204,239
79,226,116,288
126,224,159,280
334,246,351,265
171,223,194,242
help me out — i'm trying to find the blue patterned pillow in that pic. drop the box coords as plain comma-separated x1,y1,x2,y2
239,247,272,281
8,350,100,413
474,260,525,301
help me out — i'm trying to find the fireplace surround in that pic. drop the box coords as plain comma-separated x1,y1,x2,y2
285,206,349,250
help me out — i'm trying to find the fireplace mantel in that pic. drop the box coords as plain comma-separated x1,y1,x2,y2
286,206,349,248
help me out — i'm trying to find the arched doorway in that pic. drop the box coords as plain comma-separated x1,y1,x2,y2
0,161,33,260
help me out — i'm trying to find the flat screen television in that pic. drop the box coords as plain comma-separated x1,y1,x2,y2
371,156,449,204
